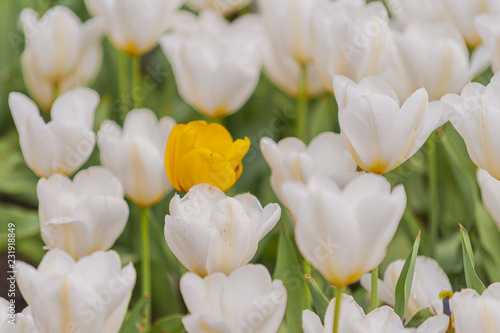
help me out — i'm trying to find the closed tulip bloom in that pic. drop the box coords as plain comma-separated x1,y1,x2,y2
476,13,500,73
180,264,287,333
98,109,175,207
85,0,182,57
360,257,452,320
16,249,136,333
282,173,406,288
165,121,250,193
0,299,38,333
442,73,500,180
333,76,441,174
260,132,357,204
9,88,99,178
477,168,500,229
302,294,449,333
452,283,500,332
186,0,251,16
20,7,102,111
37,167,129,260
165,184,280,276
161,11,262,119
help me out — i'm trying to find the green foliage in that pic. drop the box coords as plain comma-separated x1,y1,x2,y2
460,225,486,294
405,308,435,328
306,276,330,323
150,314,185,333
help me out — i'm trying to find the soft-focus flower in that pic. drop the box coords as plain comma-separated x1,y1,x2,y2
310,0,396,92
37,167,129,260
186,0,251,16
452,283,500,332
477,168,500,229
260,132,357,204
180,264,287,333
16,249,136,333
165,120,250,193
85,0,182,57
0,298,38,333
20,6,102,111
476,14,500,73
302,294,449,333
282,173,406,288
161,10,262,119
98,109,175,207
9,88,99,178
360,256,452,320
165,184,280,276
442,73,500,180
333,76,441,174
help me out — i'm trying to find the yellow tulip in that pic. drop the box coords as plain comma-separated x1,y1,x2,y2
165,121,250,193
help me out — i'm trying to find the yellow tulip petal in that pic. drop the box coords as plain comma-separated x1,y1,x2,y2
226,137,251,167
189,121,234,153
165,124,197,191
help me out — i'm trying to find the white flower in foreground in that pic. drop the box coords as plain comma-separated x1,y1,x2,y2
20,6,102,111
16,249,136,333
442,73,500,180
180,264,287,333
98,109,175,207
37,167,129,260
260,132,357,204
85,0,183,57
186,0,251,15
452,283,500,333
333,76,441,174
9,88,98,178
161,10,262,119
360,256,452,320
477,168,500,229
165,184,281,276
302,294,449,333
282,173,406,288
0,298,38,333
476,14,500,74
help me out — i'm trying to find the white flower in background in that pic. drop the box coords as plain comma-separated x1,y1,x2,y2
333,76,441,174
452,283,500,333
180,264,287,333
260,132,357,204
9,88,99,178
477,168,500,229
165,184,281,276
282,173,406,288
360,256,452,320
442,73,500,180
161,10,262,119
186,0,251,16
98,109,175,207
85,0,183,57
310,0,396,92
20,6,102,111
302,294,449,333
0,299,38,333
16,249,136,333
37,167,129,260
476,13,500,74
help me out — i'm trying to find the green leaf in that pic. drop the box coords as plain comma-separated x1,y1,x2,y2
405,308,435,328
150,314,185,333
119,296,147,333
460,225,486,294
473,201,500,282
0,204,40,250
394,232,421,321
305,275,329,323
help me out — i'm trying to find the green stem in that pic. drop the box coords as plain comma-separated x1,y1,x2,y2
297,66,308,142
141,208,151,331
428,132,439,257
117,50,129,122
333,287,345,333
304,261,311,309
132,56,142,109
370,267,378,312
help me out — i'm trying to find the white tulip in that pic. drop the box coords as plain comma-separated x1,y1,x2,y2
160,10,262,119
310,0,396,92
85,0,182,57
282,173,406,288
20,6,102,111
98,109,175,207
442,73,500,180
165,184,280,276
16,249,136,333
360,257,452,320
476,13,500,74
180,264,287,333
0,299,38,333
186,0,251,15
37,167,129,260
260,132,357,205
333,76,441,174
9,88,99,178
477,168,500,229
302,294,449,333
452,283,500,333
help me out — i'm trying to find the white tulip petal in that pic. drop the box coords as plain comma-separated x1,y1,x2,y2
51,87,100,130
41,218,93,260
